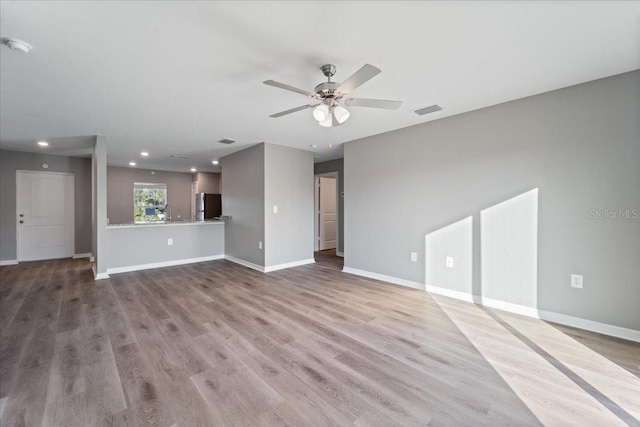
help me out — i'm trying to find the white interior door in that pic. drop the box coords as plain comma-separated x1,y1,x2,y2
17,171,74,261
319,176,337,250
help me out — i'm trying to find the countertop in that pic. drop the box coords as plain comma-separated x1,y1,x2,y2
107,219,225,229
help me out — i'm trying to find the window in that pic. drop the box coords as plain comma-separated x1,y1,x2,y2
134,183,167,222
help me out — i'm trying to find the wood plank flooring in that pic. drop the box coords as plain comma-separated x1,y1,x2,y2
1,256,638,426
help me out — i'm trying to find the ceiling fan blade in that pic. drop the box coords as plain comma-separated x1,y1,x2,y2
269,104,318,118
263,80,315,97
336,64,381,94
344,98,402,110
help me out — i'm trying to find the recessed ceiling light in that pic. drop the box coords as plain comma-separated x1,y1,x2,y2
212,160,219,165
190,167,197,172
129,162,136,166
140,151,149,157
37,141,49,147
1,37,32,53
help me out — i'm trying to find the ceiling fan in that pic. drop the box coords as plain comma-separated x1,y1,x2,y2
264,64,402,127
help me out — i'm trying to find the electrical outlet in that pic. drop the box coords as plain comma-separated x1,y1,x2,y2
446,256,454,268
273,205,278,214
410,252,417,262
571,274,583,289
167,238,173,246
258,241,263,250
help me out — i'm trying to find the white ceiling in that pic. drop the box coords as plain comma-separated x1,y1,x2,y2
1,1,639,172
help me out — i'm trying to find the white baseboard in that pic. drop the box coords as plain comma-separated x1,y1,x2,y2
107,254,224,275
73,253,92,259
425,284,476,303
0,259,18,266
480,296,540,318
338,270,638,342
342,266,424,290
264,258,315,273
225,255,265,272
537,310,640,343
92,265,110,280
336,251,344,257
225,256,315,273
425,283,639,343
426,284,539,318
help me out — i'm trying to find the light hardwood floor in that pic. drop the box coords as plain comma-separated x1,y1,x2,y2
1,256,638,426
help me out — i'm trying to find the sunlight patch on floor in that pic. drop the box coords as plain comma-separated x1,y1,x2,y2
430,295,639,426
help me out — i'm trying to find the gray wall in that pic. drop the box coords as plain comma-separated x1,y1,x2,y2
108,223,224,270
344,70,639,330
107,167,192,224
221,144,265,266
314,158,344,254
265,144,314,267
0,150,92,260
194,172,221,194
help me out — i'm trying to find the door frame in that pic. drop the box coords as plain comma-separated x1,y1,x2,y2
16,170,75,262
314,171,339,252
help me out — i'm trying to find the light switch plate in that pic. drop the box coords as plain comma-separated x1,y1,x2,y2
410,252,417,262
446,256,454,268
273,205,278,214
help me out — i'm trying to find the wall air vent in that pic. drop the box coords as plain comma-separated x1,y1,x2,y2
218,138,235,144
170,155,189,159
414,104,443,116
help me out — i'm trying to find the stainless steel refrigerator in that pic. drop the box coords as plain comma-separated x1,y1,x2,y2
195,193,222,220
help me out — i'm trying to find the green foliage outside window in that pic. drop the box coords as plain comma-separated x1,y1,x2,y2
134,185,167,222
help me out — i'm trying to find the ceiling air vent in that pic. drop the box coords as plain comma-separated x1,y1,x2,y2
218,138,235,145
414,104,443,116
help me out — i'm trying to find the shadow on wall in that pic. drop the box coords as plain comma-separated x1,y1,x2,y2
425,188,539,312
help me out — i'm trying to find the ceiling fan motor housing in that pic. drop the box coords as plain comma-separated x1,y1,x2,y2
314,81,341,100
315,64,341,101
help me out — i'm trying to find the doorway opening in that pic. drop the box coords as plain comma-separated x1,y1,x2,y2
314,172,342,269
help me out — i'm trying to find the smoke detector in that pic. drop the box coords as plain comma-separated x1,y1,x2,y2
1,37,32,53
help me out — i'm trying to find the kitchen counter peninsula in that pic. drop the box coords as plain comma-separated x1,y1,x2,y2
108,219,224,228
107,220,224,274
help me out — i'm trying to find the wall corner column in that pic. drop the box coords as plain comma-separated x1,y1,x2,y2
92,135,109,279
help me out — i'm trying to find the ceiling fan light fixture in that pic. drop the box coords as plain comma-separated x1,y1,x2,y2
313,104,329,122
333,105,350,124
318,114,333,127
316,104,350,127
